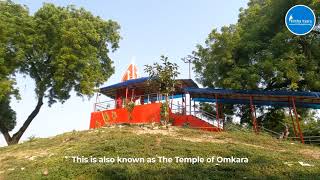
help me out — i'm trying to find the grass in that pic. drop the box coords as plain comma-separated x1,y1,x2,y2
0,125,319,179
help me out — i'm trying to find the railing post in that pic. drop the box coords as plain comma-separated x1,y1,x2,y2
183,94,186,115
189,94,192,115
94,92,99,111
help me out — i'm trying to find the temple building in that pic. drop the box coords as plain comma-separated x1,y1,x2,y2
90,64,320,143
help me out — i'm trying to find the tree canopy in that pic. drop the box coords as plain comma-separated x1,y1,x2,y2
0,1,120,145
192,0,320,130
144,56,180,125
0,1,30,100
144,55,180,96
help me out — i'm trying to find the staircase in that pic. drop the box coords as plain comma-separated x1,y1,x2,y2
170,103,223,131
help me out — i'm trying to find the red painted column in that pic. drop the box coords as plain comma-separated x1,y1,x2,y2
125,87,128,103
140,95,144,105
215,94,220,130
219,103,224,130
249,96,258,134
131,88,135,101
291,97,305,144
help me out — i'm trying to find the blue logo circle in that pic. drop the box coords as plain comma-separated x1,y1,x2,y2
285,5,316,35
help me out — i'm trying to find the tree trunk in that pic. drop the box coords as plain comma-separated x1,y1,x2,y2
165,94,169,126
1,95,43,145
1,129,13,145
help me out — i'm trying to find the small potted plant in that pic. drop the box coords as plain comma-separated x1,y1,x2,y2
125,100,135,121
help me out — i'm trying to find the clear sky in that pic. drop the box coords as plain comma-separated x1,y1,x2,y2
1,0,249,146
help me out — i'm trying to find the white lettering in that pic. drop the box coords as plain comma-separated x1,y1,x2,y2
216,156,249,163
117,157,145,163
175,156,205,164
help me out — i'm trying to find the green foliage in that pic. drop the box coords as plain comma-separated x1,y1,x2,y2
261,108,286,132
27,135,36,142
0,1,30,100
302,120,320,136
192,0,320,134
0,1,120,144
182,122,190,128
199,102,234,125
284,110,320,136
0,96,16,132
21,3,120,105
144,56,180,125
160,102,169,124
194,0,320,91
199,103,215,115
125,101,135,120
144,55,180,96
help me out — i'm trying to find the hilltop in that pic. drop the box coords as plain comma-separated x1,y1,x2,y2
0,125,319,179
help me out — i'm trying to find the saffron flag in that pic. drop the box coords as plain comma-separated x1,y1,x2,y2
121,64,138,82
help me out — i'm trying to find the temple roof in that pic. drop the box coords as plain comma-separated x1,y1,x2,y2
184,87,320,109
99,77,320,109
100,77,198,99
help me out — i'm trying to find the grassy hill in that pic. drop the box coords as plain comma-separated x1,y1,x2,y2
0,125,319,179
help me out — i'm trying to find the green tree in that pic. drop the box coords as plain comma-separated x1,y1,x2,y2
0,97,16,136
284,110,320,137
0,2,121,145
0,1,30,100
144,55,180,125
0,1,31,144
192,0,320,132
